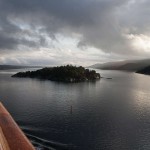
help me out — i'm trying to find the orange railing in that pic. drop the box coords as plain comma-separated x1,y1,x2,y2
0,102,35,150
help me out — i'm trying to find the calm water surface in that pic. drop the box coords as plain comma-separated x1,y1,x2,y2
0,69,150,150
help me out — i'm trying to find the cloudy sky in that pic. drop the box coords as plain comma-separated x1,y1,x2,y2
0,0,150,66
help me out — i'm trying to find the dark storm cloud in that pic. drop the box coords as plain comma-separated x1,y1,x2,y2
0,0,150,57
118,0,150,35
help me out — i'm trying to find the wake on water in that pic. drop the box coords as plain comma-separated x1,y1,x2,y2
26,133,76,150
20,125,76,150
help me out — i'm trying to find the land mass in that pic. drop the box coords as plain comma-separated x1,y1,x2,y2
0,65,41,70
12,65,100,82
89,59,150,72
136,66,150,75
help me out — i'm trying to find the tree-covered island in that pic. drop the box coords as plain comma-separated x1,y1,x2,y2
12,65,100,82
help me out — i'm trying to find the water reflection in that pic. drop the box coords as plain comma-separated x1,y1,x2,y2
0,70,150,149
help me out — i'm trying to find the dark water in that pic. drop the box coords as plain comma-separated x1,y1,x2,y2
0,69,150,150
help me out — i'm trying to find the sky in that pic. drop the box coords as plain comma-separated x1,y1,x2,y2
0,0,150,66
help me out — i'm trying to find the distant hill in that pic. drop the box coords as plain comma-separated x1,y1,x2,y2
0,65,41,70
89,59,150,71
136,66,150,75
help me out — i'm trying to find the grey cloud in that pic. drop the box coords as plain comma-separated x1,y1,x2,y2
0,0,149,60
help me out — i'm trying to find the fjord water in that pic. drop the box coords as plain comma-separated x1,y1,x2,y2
0,69,150,150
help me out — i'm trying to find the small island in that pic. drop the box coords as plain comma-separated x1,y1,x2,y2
136,66,150,75
12,65,100,82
